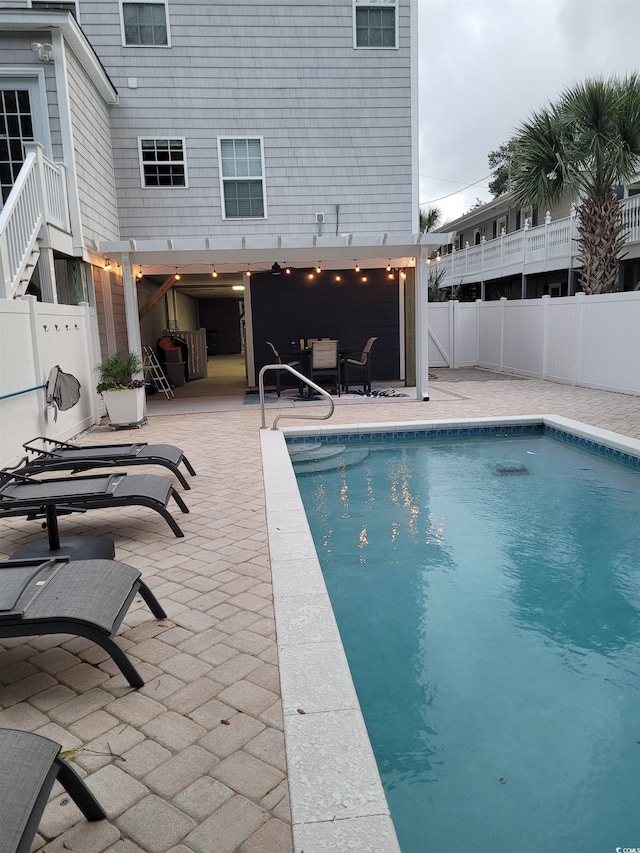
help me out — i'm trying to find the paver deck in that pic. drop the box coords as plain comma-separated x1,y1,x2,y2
0,368,638,852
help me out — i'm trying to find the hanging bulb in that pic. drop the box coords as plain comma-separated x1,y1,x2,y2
335,274,342,282
400,269,406,279
354,261,360,272
136,269,143,279
284,264,292,275
174,268,181,280
316,263,322,274
386,260,391,272
246,266,251,277
104,259,111,270
211,267,218,278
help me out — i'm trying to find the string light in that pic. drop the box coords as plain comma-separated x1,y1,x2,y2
211,267,218,278
104,259,111,270
284,264,292,275
354,261,360,272
245,266,251,277
335,274,342,282
400,269,406,279
174,268,181,280
136,269,143,279
386,260,392,272
316,263,322,274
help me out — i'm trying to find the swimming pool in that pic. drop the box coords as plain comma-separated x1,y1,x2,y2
261,416,640,852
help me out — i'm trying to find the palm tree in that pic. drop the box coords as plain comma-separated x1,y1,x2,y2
510,74,640,294
420,205,442,233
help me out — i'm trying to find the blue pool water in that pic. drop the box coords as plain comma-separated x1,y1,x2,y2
292,432,640,853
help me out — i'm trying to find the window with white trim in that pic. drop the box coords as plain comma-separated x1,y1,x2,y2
30,1,77,15
219,138,266,219
121,0,169,46
139,138,186,187
354,0,397,48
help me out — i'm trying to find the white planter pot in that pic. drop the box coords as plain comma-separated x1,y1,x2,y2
101,387,146,427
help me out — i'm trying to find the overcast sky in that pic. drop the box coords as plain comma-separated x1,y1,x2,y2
417,0,640,225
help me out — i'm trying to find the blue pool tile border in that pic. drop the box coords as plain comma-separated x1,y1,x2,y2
286,423,640,468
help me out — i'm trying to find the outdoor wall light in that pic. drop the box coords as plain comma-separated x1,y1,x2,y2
232,285,245,291
31,42,53,61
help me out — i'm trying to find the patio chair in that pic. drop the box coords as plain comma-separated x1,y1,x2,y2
266,341,300,396
21,437,196,490
309,340,341,396
0,556,167,688
0,727,105,853
0,468,189,540
342,336,378,393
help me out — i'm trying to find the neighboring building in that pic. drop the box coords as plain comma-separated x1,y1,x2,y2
430,180,640,300
0,0,429,400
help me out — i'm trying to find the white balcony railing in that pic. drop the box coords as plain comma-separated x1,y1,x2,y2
435,195,640,286
0,143,71,300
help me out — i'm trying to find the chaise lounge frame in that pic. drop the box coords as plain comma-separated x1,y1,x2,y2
0,468,189,538
21,436,196,490
0,727,105,853
0,556,167,688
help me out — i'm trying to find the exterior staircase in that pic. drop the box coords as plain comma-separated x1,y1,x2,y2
0,143,72,300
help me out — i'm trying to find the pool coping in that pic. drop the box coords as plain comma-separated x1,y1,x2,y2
260,414,640,852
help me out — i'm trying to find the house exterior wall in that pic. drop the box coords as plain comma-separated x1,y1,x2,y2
65,45,120,246
77,0,414,240
0,30,62,160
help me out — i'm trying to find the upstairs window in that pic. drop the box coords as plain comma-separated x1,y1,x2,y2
219,138,266,219
139,138,186,187
121,1,169,46
30,1,77,14
354,0,397,48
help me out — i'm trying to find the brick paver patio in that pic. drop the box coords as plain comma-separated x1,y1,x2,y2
0,368,638,852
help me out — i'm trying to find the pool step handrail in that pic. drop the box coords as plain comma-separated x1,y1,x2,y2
258,364,335,430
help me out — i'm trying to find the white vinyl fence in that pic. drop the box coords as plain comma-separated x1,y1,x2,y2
428,291,640,395
0,296,102,467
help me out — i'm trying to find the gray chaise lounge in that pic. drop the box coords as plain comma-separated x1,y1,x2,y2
0,556,167,688
22,436,196,490
0,728,105,853
0,469,189,538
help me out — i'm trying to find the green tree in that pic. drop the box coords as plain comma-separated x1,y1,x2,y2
510,74,640,294
420,205,441,233
488,141,515,197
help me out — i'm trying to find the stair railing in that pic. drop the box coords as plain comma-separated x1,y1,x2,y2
0,143,71,300
259,364,335,430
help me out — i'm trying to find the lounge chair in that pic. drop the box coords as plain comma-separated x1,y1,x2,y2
22,437,196,490
0,727,105,853
0,469,189,539
0,556,167,688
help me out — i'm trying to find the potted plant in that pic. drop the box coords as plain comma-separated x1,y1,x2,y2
95,351,146,428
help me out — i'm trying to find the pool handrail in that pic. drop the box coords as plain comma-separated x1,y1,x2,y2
258,364,335,430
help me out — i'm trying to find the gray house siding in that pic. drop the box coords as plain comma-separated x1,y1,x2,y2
65,46,120,245
78,0,413,240
0,31,62,160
